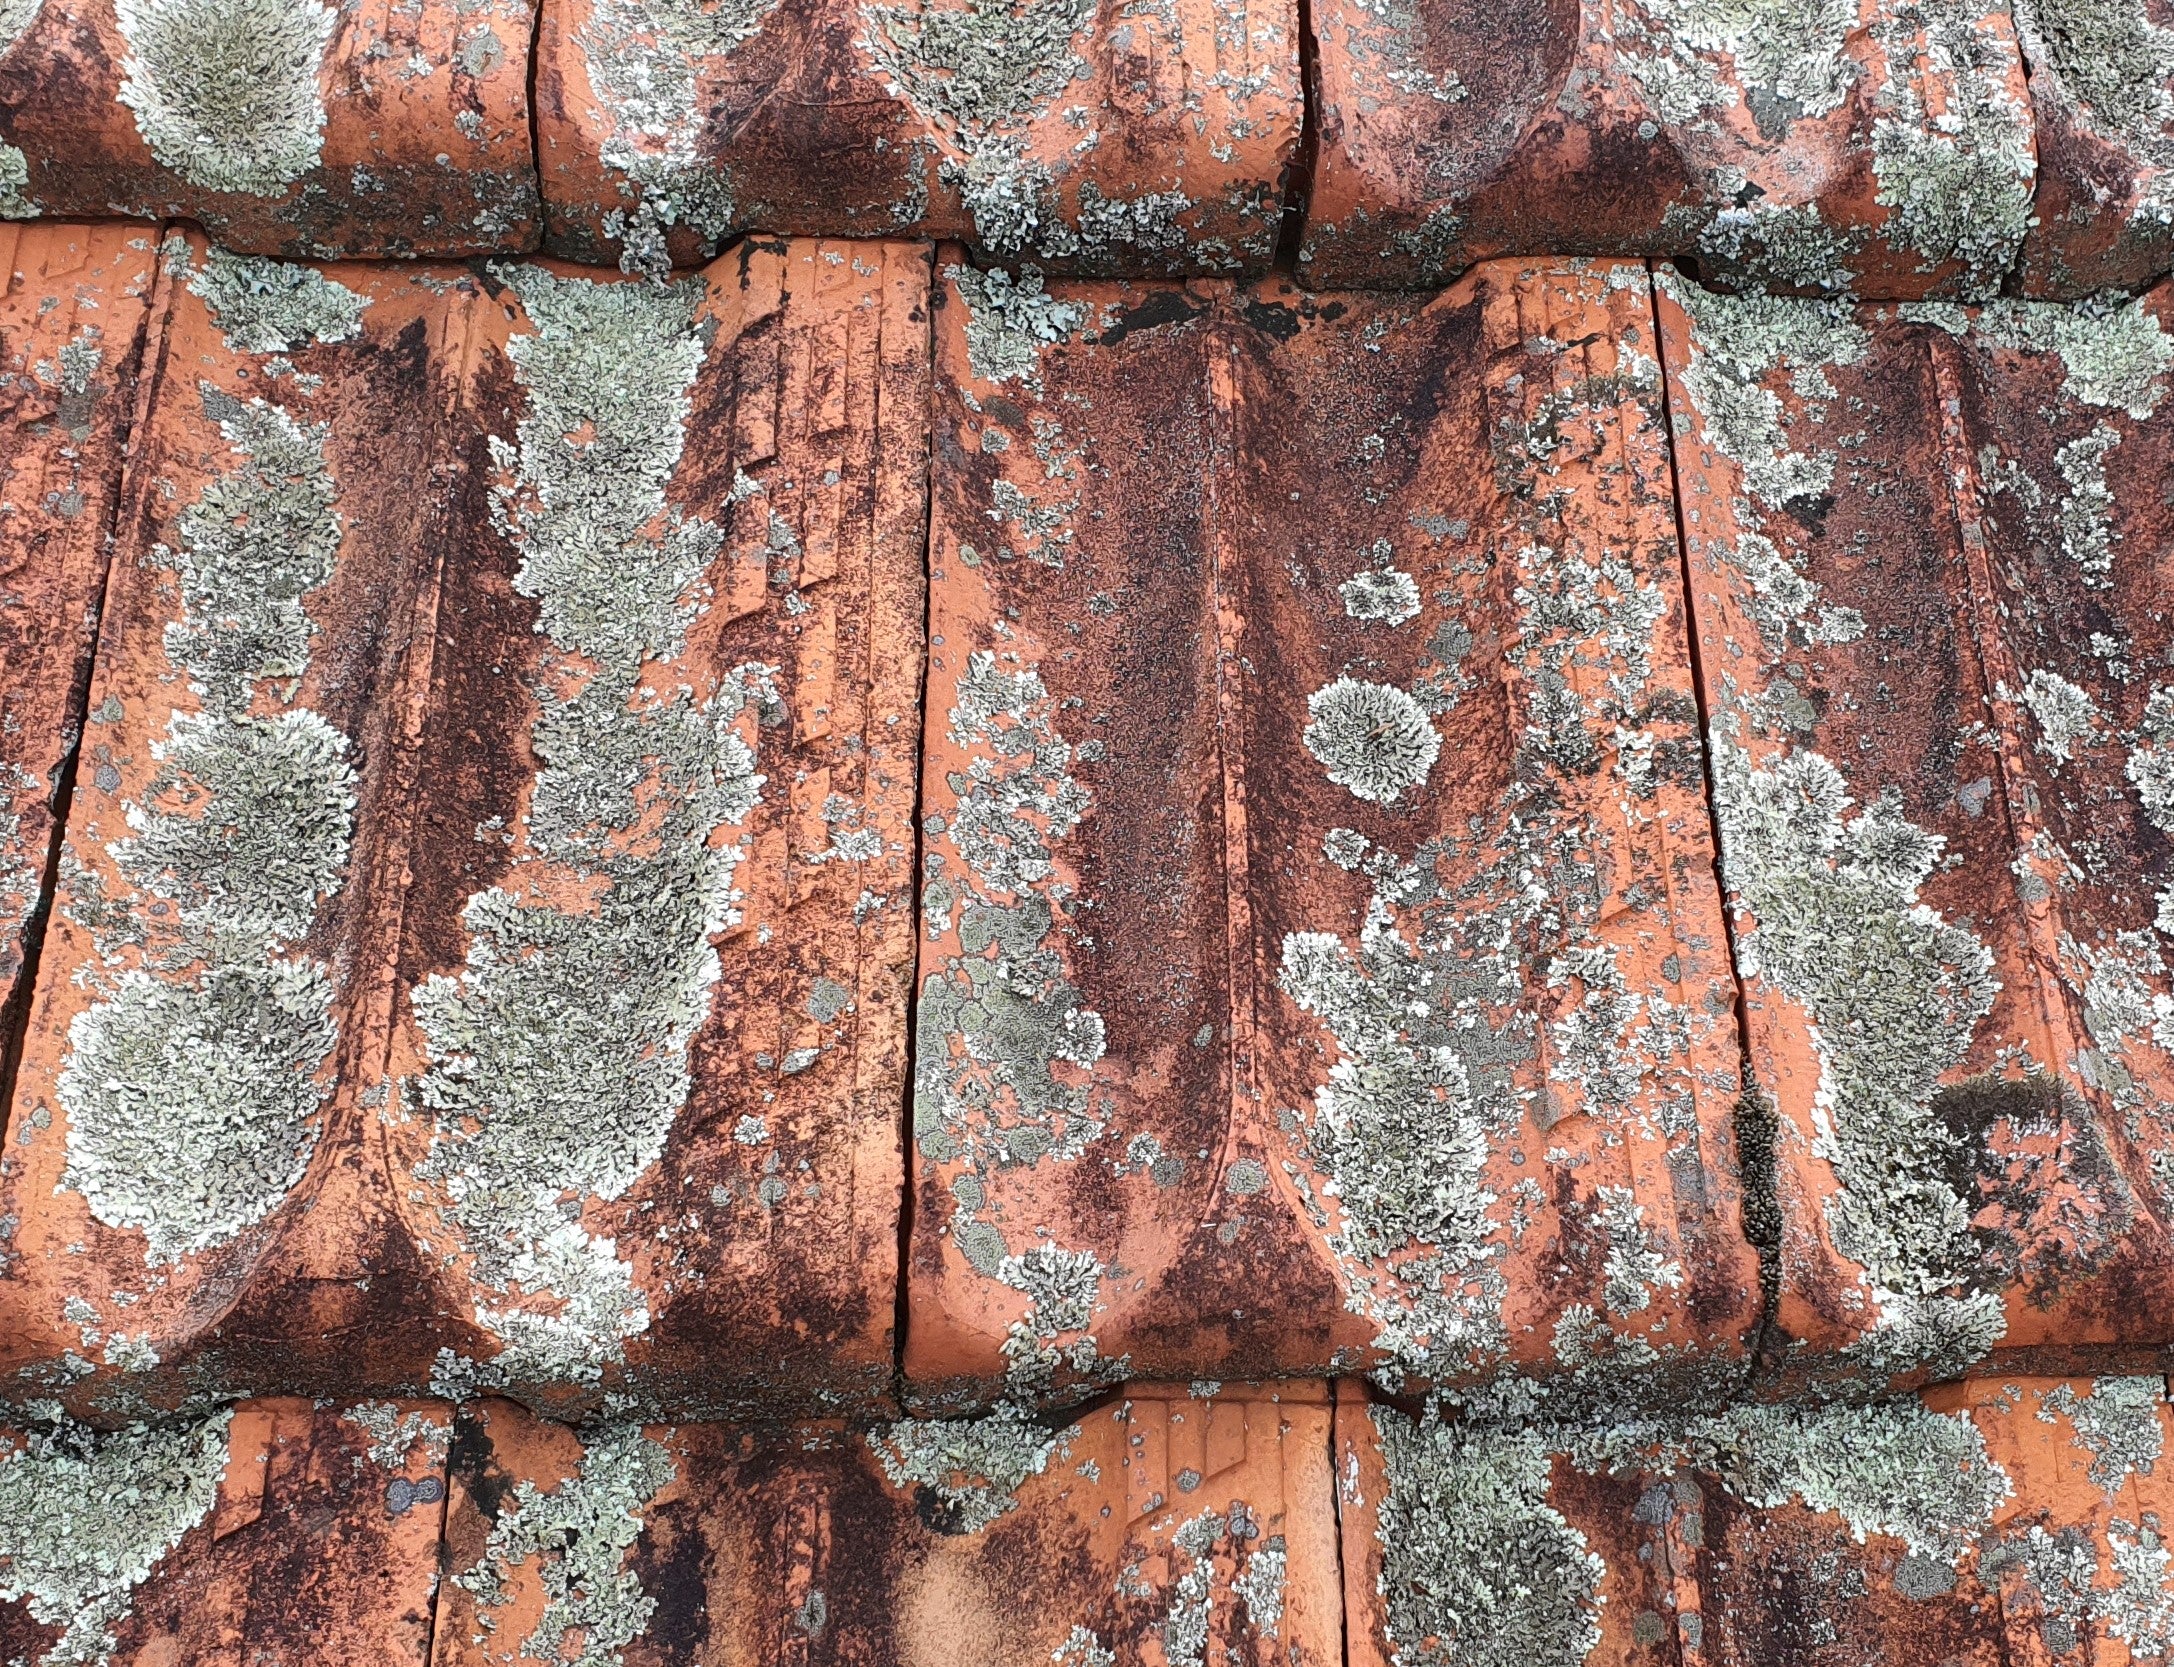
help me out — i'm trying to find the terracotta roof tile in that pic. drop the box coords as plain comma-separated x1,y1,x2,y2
534,0,1304,277
0,0,538,257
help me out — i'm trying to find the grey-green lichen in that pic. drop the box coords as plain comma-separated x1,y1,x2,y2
416,265,767,1391
2016,0,2174,219
1904,291,2174,417
1623,0,1859,128
1868,0,2036,296
114,0,336,197
2056,424,2122,585
455,1424,673,1667
1711,728,2005,1373
58,386,350,1266
950,263,1084,391
868,1403,1074,1532
0,143,33,219
2038,1376,2165,1497
1370,1405,1606,1667
1302,678,1441,803
0,1410,230,1667
188,248,367,355
577,0,778,275
0,0,39,56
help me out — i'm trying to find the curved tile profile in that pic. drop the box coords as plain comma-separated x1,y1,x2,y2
533,0,1302,278
1338,1372,2174,1665
0,0,537,256
429,1382,1338,1667
0,234,927,1425
1659,271,2174,1391
907,255,1764,1412
1302,0,2039,299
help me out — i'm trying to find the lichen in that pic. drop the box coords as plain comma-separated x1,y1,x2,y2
341,1401,450,1471
57,387,348,1266
1624,0,1859,127
0,1411,230,1667
1905,292,2174,418
0,144,33,219
2038,1376,2165,1497
188,249,367,355
416,265,766,1390
576,0,779,276
862,0,1093,136
114,0,337,197
455,1424,673,1667
949,264,1084,391
1370,1405,1606,1667
0,0,40,55
1709,728,2004,1372
1302,678,1441,804
1342,558,1423,626
2056,424,2122,586
2017,0,2174,203
1868,0,2035,296
868,1403,1074,1532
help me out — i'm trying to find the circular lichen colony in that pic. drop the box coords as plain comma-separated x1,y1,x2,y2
114,0,338,197
1302,677,1441,803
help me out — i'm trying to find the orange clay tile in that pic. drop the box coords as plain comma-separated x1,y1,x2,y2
0,234,927,1424
0,0,536,258
907,255,1762,1412
430,1382,1337,1666
2014,0,2174,297
532,0,1302,278
1339,1372,2174,1664
1300,0,2037,299
383,237,927,1421
0,1397,449,1667
1657,272,2174,1392
0,224,159,1044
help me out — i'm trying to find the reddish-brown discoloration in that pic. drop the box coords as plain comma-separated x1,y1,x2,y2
0,1399,449,1667
909,256,1761,1409
0,235,926,1423
1340,1373,2174,1665
1659,274,2174,1389
384,239,927,1421
433,1383,1338,1667
0,223,158,1048
2015,0,2174,297
533,0,1302,277
0,0,536,257
1301,0,2037,298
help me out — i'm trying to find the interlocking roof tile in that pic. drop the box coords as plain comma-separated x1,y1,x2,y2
0,0,538,257
909,255,1763,1410
534,0,1304,278
1303,0,2040,297
0,233,927,1424
0,224,157,1030
1659,272,2174,1392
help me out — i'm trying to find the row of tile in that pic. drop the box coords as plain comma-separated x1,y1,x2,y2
1,0,2174,295
5,1376,2174,1665
0,222,2170,1424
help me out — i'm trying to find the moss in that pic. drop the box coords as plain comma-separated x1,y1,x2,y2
1302,678,1441,804
188,249,367,355
0,1412,229,1667
455,1425,673,1667
419,265,768,1390
1868,0,2035,296
949,264,1084,391
1371,1405,1605,1667
114,0,336,197
868,1403,1074,1532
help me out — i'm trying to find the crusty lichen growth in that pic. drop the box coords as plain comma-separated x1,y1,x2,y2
59,387,350,1266
1868,0,2036,296
0,1410,230,1667
1906,292,2174,417
1371,1405,1606,1667
416,265,769,1392
2038,1376,2165,1497
1303,678,1441,803
1623,0,1859,127
114,0,336,197
2016,0,2174,217
455,1424,673,1667
868,1403,1075,1531
0,0,40,55
949,264,1084,391
0,144,33,219
188,248,367,355
577,0,778,275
